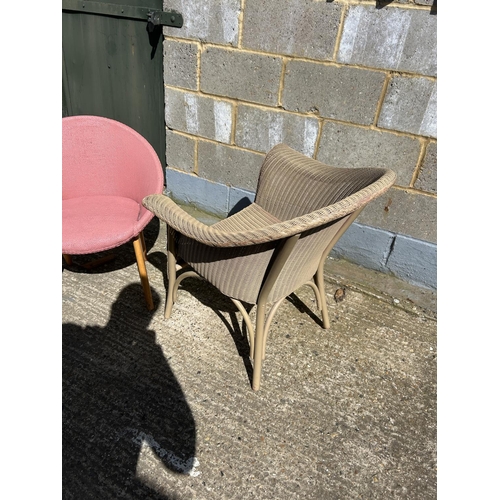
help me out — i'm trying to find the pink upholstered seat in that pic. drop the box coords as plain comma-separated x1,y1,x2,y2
62,115,164,309
63,196,146,254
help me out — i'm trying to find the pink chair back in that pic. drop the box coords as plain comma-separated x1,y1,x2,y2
63,115,164,205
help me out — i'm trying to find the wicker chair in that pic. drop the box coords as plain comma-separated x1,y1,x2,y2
143,144,396,390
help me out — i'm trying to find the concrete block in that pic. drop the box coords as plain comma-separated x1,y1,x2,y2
241,0,342,60
378,76,437,138
414,142,437,194
386,234,437,290
163,0,240,46
166,130,196,173
330,222,395,272
338,5,437,76
235,104,319,156
163,39,198,90
228,187,256,216
165,88,233,144
317,121,419,186
358,187,437,243
201,47,283,106
198,141,264,192
165,168,229,217
283,60,385,125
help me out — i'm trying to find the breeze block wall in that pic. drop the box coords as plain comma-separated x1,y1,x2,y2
162,0,437,290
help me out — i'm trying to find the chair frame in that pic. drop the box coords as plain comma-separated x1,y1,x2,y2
164,207,363,391
143,144,396,390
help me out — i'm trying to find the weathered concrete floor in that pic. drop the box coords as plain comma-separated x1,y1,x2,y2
62,217,437,500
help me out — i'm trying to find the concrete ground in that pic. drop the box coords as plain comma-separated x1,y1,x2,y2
62,214,437,500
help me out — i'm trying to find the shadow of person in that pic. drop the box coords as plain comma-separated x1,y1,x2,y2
63,284,197,500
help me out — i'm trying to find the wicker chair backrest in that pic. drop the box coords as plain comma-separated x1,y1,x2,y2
251,144,388,303
255,144,387,221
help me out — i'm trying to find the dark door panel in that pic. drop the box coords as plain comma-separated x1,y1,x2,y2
62,0,183,170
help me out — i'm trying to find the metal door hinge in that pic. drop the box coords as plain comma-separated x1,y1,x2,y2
62,0,183,28
147,10,181,32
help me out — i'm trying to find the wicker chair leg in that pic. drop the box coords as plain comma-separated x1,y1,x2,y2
231,299,255,360
252,301,267,391
305,278,328,330
173,270,201,302
262,298,285,361
165,228,177,319
314,268,330,330
252,234,301,391
132,234,154,311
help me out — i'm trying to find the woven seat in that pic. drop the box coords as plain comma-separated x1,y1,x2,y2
143,144,396,390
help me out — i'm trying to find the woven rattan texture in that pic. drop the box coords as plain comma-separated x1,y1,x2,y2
255,145,393,221
142,146,395,248
143,144,396,304
177,205,281,303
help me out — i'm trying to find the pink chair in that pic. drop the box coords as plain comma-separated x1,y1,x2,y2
62,115,164,310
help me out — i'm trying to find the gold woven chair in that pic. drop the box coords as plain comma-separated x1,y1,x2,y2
143,144,396,391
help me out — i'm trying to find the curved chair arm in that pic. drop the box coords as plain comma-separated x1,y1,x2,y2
142,168,396,248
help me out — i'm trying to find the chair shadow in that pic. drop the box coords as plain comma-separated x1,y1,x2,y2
141,255,326,388
171,276,256,387
286,292,324,328
212,308,255,387
134,250,255,387
62,284,196,500
376,0,436,14
173,281,326,387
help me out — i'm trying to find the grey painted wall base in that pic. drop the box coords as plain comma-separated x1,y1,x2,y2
165,168,437,291
330,223,436,290
165,168,256,217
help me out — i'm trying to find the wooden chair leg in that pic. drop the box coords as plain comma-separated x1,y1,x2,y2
132,233,154,311
63,254,73,266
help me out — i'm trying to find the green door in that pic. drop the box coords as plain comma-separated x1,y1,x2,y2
62,0,182,170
